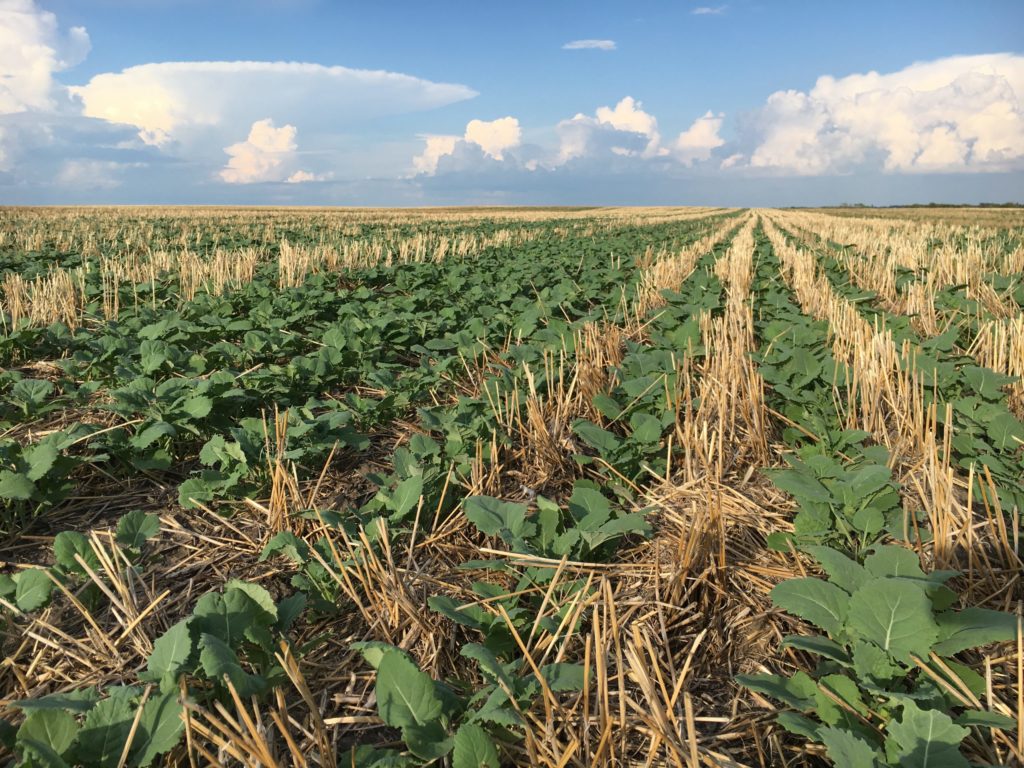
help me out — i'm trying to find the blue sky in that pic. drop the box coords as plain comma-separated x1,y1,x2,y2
1,0,1022,205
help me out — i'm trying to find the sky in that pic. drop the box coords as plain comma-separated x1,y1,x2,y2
1,0,1022,206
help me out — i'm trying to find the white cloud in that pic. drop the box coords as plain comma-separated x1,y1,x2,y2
557,97,664,161
692,6,727,15
562,39,616,51
412,117,521,174
673,110,725,165
220,118,323,184
464,116,521,160
746,53,1024,174
0,0,89,115
70,61,477,148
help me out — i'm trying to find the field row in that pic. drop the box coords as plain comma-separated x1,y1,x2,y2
0,207,1020,768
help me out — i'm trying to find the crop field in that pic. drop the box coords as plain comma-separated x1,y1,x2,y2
0,205,1022,768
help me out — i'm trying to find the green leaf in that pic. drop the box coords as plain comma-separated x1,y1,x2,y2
11,379,54,409
847,579,937,663
198,633,266,699
52,532,97,575
775,711,821,741
12,690,99,714
885,701,969,768
192,588,260,646
143,619,194,690
767,468,832,503
0,470,35,500
847,464,892,499
180,396,213,420
115,510,161,551
134,690,184,767
388,476,423,520
863,546,925,579
782,635,851,665
932,607,1017,655
452,722,501,768
736,671,817,710
540,662,587,691
463,496,535,541
953,710,1015,730
401,721,453,761
24,442,59,483
224,580,278,626
963,365,1015,400
259,531,309,564
17,710,78,757
819,727,880,768
771,577,849,636
804,546,869,593
461,644,514,689
375,649,443,728
75,694,136,768
987,414,1024,450
14,569,54,612
352,641,408,671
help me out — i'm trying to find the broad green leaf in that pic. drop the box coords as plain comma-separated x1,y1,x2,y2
144,619,194,690
11,379,54,408
767,468,832,503
24,442,59,483
115,510,160,551
782,635,851,665
775,711,821,741
352,641,407,671
804,546,868,593
52,532,98,575
452,723,500,768
224,580,278,625
736,671,817,710
461,643,514,689
74,694,136,768
0,470,35,501
847,579,937,663
198,633,266,699
463,496,535,541
375,649,442,728
819,727,880,768
885,701,968,768
847,464,892,499
14,569,54,612
932,607,1016,655
134,690,184,766
771,577,849,636
540,662,587,691
180,396,213,420
987,414,1024,450
428,595,487,630
192,587,260,646
388,476,423,520
401,721,453,761
863,546,925,579
17,710,78,756
12,690,99,713
953,710,1015,730
259,531,309,564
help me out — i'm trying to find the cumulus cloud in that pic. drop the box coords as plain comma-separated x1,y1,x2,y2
674,110,726,165
744,53,1024,174
219,118,325,184
412,117,521,174
0,0,89,115
562,39,616,51
557,97,664,162
70,61,477,148
56,159,141,189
